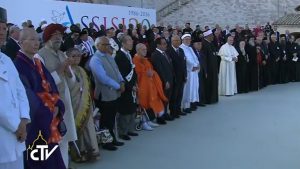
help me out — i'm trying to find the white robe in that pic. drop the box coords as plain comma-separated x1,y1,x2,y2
0,52,30,167
37,49,77,168
218,43,239,96
179,44,200,109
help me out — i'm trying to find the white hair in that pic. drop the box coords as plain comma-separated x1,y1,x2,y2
95,36,109,50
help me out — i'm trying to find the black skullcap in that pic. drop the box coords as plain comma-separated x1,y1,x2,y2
0,7,7,23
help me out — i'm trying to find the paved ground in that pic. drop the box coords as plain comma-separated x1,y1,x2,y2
74,82,300,169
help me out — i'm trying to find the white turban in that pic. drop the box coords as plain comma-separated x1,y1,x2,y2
181,33,191,40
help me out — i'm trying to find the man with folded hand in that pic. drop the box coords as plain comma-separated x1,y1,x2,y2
179,34,200,113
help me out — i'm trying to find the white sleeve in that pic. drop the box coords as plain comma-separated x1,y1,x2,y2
16,71,30,120
219,46,232,62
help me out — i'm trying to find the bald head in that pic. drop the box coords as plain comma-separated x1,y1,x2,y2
19,28,40,57
19,28,38,41
136,43,147,57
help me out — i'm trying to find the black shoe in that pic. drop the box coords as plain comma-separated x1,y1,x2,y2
170,111,180,119
164,113,175,121
191,107,197,111
127,132,138,136
102,143,118,151
119,135,131,141
199,103,206,107
183,108,192,113
178,111,187,116
113,140,124,146
196,102,206,107
171,114,180,119
157,117,167,125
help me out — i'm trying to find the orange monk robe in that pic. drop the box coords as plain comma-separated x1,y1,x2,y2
133,54,168,115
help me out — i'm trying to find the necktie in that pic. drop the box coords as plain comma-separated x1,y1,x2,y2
163,51,170,63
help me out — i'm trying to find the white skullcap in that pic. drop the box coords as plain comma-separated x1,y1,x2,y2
181,33,191,40
203,30,213,37
41,23,48,30
117,32,124,39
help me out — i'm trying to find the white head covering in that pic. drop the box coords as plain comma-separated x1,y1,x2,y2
203,30,213,37
117,32,124,40
181,33,191,40
41,23,48,30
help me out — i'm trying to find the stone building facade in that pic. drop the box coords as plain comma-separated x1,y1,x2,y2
59,0,300,29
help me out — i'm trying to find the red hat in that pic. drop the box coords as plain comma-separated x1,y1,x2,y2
43,23,66,42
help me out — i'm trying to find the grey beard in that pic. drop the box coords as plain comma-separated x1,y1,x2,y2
49,40,62,51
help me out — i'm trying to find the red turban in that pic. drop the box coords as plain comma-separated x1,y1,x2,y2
43,23,66,42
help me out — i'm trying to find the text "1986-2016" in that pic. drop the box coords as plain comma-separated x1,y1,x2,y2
129,10,150,17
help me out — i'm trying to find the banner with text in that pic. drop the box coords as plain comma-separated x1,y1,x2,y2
1,0,156,30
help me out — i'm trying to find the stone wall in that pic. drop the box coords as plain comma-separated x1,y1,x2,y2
158,0,300,29
58,0,300,29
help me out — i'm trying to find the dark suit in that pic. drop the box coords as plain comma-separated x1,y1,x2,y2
3,37,20,60
115,50,137,115
151,49,174,115
193,48,207,104
115,49,137,136
166,46,187,115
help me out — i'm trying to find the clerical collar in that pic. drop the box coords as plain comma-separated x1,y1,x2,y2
156,48,164,54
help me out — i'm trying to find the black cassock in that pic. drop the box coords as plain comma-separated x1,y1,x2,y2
246,44,260,91
236,47,249,93
279,42,289,83
286,41,298,82
268,41,281,84
296,45,300,81
202,39,218,104
260,42,272,87
115,50,137,115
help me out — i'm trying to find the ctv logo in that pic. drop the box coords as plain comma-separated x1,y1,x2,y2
27,131,59,161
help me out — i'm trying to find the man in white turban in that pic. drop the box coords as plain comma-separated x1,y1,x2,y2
179,34,200,113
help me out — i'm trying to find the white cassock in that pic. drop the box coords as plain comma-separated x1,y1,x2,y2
0,52,30,169
179,44,200,109
218,43,239,96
